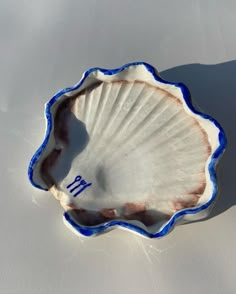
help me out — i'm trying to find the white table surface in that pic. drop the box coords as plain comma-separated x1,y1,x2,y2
0,1,235,293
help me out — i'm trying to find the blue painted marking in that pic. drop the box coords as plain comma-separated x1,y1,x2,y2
66,175,81,189
73,183,92,197
28,62,227,238
66,175,92,197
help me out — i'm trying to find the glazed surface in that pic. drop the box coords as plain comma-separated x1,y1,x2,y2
41,80,211,231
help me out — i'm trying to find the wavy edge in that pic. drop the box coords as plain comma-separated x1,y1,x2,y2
28,61,227,238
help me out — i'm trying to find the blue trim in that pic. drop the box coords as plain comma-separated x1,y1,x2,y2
28,62,227,238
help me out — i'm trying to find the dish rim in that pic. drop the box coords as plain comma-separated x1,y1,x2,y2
28,61,227,238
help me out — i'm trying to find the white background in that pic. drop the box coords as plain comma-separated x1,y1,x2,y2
0,1,235,293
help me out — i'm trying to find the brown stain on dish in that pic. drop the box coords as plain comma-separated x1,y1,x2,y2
66,201,171,228
68,207,171,228
76,81,103,97
191,115,212,156
100,208,117,218
54,98,76,145
190,181,206,196
123,202,146,216
185,120,211,201
112,80,183,105
65,202,78,210
172,196,199,211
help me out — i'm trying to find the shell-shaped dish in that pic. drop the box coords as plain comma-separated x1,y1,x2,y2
28,62,226,238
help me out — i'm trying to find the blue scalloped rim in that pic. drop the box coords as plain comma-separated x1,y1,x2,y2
28,62,227,238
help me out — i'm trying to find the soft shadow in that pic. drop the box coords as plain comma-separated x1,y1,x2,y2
41,99,89,186
160,60,235,219
67,208,170,228
52,113,90,183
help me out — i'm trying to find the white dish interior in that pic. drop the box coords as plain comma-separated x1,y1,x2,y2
30,64,221,235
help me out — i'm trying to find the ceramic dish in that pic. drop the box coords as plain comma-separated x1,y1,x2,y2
28,62,226,238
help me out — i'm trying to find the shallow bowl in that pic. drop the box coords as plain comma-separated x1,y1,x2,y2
28,62,226,238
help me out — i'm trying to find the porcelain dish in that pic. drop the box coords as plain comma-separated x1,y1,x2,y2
28,62,226,238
